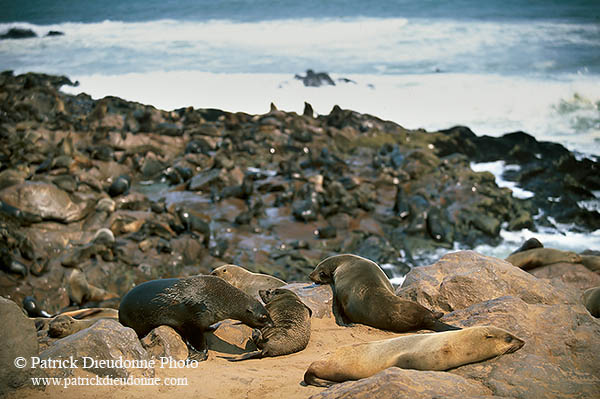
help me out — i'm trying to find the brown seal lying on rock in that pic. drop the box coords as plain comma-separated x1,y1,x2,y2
309,254,460,332
304,326,525,387
119,275,273,360
506,247,582,270
583,286,600,317
225,288,311,361
48,308,119,338
210,264,286,299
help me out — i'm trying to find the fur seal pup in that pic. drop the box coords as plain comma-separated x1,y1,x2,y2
506,248,582,270
211,264,286,299
304,326,525,387
309,254,460,332
48,308,119,338
119,275,273,360
583,287,600,317
225,288,312,361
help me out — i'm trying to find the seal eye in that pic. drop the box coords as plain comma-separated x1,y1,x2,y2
319,272,327,279
505,336,513,343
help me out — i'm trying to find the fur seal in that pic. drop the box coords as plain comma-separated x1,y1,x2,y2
506,248,582,270
580,255,600,273
211,264,286,299
119,275,273,360
226,288,311,361
48,308,119,338
583,287,600,317
509,237,543,255
304,326,524,387
309,254,460,332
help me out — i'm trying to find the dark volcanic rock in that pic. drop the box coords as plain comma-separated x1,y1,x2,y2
295,69,335,87
1,28,37,40
434,126,600,231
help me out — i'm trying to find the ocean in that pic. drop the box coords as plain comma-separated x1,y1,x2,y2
1,0,599,258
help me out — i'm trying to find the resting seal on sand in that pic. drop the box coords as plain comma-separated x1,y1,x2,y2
304,326,525,387
211,264,286,299
226,288,311,361
309,254,460,332
119,275,273,360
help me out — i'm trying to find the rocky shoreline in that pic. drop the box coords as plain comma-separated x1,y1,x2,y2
1,71,599,398
1,71,598,315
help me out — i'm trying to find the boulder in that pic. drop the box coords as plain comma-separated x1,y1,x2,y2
308,368,492,399
0,297,44,396
529,262,600,292
284,282,334,319
395,251,600,399
39,319,153,378
141,325,188,361
396,251,575,313
444,296,600,399
0,182,90,223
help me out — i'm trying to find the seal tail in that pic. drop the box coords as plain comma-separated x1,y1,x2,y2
222,350,263,362
427,318,462,332
303,370,337,388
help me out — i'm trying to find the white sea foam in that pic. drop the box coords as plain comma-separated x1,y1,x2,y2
470,161,535,199
475,228,600,259
2,16,599,155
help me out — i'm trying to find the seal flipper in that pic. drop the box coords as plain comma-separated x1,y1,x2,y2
186,331,209,361
303,370,338,387
426,318,461,332
222,350,264,362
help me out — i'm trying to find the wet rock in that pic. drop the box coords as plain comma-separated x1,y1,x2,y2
308,368,491,399
107,175,131,197
284,283,333,319
40,319,154,378
0,182,90,223
141,325,189,361
0,297,44,396
0,249,27,276
295,69,335,87
189,168,226,191
22,295,51,317
1,28,37,40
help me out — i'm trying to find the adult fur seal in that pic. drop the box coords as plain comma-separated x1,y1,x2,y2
211,264,286,299
509,237,543,255
304,326,524,387
309,254,460,332
506,248,582,270
226,288,311,361
583,287,600,317
119,275,273,360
